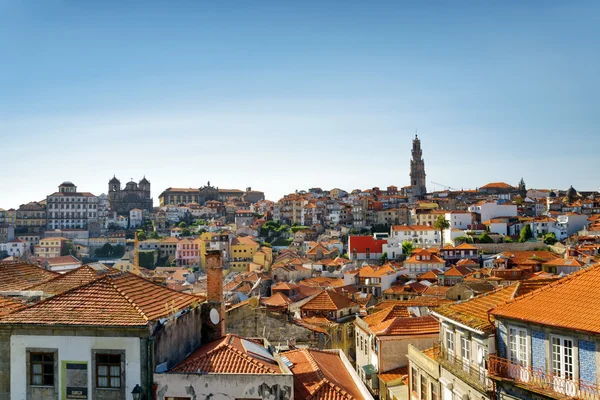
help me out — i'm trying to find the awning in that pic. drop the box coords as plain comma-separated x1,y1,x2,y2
362,364,378,376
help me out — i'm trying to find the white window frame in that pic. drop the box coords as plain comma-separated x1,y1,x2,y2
551,334,576,396
508,325,529,382
461,335,471,372
445,328,455,356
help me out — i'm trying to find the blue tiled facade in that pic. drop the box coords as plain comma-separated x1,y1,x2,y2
531,330,545,370
579,339,596,384
497,321,507,358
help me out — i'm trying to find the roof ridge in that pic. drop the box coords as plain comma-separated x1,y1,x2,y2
4,274,111,316
22,264,95,291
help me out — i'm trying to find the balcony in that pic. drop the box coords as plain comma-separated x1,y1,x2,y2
489,355,600,399
432,343,492,393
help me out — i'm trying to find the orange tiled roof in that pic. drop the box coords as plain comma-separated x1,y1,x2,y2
434,279,554,334
480,182,514,189
171,334,281,374
373,298,451,312
1,272,202,326
362,305,411,327
378,367,408,383
301,290,357,312
284,349,363,400
0,295,25,317
491,265,600,334
370,315,439,336
262,292,292,307
25,265,104,295
0,262,58,291
358,265,396,278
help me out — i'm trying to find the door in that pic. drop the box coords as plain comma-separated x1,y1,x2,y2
508,326,529,382
551,336,576,396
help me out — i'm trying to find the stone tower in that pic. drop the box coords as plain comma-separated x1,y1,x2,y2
410,134,427,199
201,250,225,342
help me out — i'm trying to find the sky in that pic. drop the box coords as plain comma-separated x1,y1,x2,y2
1,1,599,208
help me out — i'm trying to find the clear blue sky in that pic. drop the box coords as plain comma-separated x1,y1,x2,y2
1,1,599,208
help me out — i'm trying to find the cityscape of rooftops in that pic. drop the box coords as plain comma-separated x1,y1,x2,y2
1,2,599,400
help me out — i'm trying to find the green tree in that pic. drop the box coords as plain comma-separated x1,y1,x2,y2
149,231,160,239
136,230,147,241
60,241,75,256
113,244,126,258
519,225,533,243
543,232,558,245
379,252,388,265
178,221,187,228
478,232,494,243
504,236,513,243
181,228,191,237
138,251,155,269
433,216,451,247
454,236,474,244
402,241,414,256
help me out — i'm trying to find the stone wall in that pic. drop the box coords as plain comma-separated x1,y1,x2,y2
226,305,320,347
153,307,203,371
155,371,294,400
473,242,550,254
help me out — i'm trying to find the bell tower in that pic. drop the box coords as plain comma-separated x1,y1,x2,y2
410,134,427,199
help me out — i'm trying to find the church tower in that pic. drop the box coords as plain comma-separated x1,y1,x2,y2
410,135,427,199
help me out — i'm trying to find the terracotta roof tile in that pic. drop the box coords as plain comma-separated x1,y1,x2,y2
262,292,292,307
373,298,451,312
0,295,26,317
301,290,358,312
25,265,105,295
491,265,600,334
434,278,554,334
284,349,363,400
0,262,58,291
171,334,281,374
370,315,439,336
362,305,411,327
1,272,201,326
378,367,408,383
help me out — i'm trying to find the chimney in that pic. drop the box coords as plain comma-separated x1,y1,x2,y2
201,250,225,342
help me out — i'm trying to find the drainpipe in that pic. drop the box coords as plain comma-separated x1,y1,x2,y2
486,307,498,400
147,336,155,400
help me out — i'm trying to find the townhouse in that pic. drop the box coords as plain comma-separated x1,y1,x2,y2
489,265,600,400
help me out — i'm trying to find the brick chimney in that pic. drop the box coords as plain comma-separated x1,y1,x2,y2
201,250,225,342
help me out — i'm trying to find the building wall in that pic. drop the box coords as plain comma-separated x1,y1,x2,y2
226,306,322,348
154,372,294,400
379,335,438,373
10,334,141,400
153,307,203,371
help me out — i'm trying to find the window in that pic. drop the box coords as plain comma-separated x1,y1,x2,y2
431,382,439,400
551,336,574,380
96,354,121,388
445,329,455,355
30,352,54,386
411,367,418,393
461,336,471,372
508,327,528,367
420,375,427,400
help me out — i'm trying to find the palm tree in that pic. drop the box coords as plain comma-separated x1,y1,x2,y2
434,215,451,247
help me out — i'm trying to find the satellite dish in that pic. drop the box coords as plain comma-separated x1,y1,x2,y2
209,308,220,325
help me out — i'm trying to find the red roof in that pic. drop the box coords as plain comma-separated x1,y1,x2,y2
348,236,386,254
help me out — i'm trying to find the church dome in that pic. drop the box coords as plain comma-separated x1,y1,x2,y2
566,185,578,198
61,181,76,187
139,176,150,184
549,191,557,198
109,176,121,184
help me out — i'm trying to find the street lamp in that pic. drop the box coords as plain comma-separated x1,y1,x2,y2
131,384,142,400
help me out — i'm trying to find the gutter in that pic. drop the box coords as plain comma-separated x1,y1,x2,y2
431,311,487,336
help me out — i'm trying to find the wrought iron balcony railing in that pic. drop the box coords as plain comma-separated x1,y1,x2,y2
489,355,600,399
432,342,493,393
